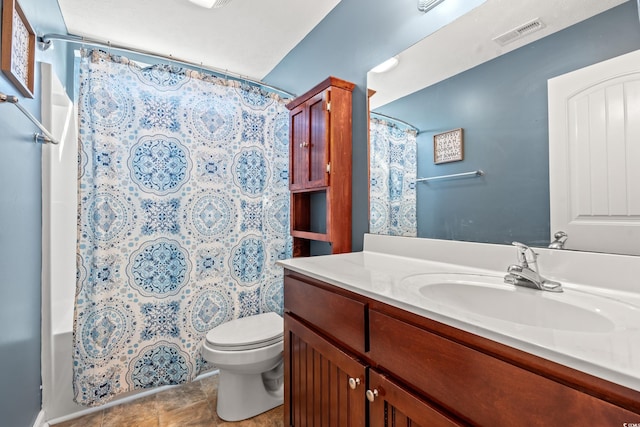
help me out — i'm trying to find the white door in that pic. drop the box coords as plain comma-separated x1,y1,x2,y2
549,49,640,255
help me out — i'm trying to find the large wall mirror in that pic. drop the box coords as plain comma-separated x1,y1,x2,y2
367,0,640,253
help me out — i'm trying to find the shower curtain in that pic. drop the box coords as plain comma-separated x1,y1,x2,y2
74,50,291,406
369,117,417,236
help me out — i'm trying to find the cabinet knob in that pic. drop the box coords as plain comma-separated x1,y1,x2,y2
348,377,361,390
366,389,379,402
299,141,309,148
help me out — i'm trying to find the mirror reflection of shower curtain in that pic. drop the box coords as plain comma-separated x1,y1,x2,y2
369,117,417,236
73,49,291,406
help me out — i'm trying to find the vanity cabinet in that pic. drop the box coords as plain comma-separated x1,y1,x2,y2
286,77,354,257
284,272,465,426
283,270,640,426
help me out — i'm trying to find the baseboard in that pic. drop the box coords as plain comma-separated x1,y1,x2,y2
33,410,48,427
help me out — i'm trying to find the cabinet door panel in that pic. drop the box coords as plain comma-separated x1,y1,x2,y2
308,92,329,188
285,313,366,427
289,104,309,190
288,92,328,191
368,369,463,427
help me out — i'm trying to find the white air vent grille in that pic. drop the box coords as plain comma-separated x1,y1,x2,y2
418,0,445,13
493,18,546,46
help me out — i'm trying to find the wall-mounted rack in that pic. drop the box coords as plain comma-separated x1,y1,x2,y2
416,169,484,183
0,92,59,144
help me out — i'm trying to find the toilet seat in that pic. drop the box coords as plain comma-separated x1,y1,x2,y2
205,312,283,351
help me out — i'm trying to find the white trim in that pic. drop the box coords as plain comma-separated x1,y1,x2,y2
32,410,47,427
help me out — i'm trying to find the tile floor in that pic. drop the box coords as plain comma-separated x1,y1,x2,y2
52,374,283,427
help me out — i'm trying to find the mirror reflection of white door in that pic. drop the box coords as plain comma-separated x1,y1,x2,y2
549,49,640,255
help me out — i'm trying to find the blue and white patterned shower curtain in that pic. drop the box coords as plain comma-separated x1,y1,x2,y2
73,50,291,406
369,117,417,236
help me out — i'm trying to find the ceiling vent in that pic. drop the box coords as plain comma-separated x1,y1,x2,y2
493,18,546,46
418,0,446,13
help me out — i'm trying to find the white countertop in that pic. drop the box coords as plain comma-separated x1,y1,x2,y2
278,234,640,393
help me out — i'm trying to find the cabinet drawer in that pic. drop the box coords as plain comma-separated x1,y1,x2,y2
284,274,365,354
369,309,639,426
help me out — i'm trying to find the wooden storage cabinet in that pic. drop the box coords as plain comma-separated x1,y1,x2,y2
287,77,355,257
283,270,640,426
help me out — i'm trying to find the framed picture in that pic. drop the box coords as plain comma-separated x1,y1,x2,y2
433,128,463,164
1,0,35,98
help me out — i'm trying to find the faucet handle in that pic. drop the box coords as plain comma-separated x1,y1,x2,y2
511,241,537,268
553,231,568,240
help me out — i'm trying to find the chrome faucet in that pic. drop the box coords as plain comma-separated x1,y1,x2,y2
504,242,563,292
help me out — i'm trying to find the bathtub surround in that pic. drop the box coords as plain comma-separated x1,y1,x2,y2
74,49,291,406
369,117,417,236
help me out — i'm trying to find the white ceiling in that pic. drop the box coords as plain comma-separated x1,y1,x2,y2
56,0,341,80
369,0,629,109
55,0,629,99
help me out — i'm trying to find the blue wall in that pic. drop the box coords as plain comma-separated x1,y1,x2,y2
268,0,640,250
0,0,67,425
374,1,640,246
265,0,486,252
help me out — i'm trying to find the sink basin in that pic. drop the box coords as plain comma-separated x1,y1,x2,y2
401,273,616,332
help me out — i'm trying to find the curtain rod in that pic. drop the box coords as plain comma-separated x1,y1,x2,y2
370,111,420,134
0,92,59,144
39,33,296,99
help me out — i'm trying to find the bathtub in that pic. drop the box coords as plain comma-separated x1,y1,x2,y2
41,62,83,422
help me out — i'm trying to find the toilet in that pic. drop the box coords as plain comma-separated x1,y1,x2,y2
201,312,284,421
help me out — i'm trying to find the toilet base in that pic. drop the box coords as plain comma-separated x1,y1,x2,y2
216,365,284,422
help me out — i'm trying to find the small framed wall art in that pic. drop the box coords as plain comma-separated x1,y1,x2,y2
1,0,36,98
433,128,463,164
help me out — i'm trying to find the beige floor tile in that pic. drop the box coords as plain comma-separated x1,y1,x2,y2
180,379,209,403
258,406,284,427
198,374,219,398
213,405,283,427
54,411,104,427
53,410,104,427
155,387,195,414
101,409,157,427
52,375,283,427
101,393,159,427
158,400,216,427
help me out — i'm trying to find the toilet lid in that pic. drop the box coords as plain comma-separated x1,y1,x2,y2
205,312,283,351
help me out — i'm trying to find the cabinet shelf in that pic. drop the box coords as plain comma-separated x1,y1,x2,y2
289,230,330,242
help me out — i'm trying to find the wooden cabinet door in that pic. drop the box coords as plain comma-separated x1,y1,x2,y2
368,370,463,427
285,313,366,427
289,91,329,191
289,101,308,191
